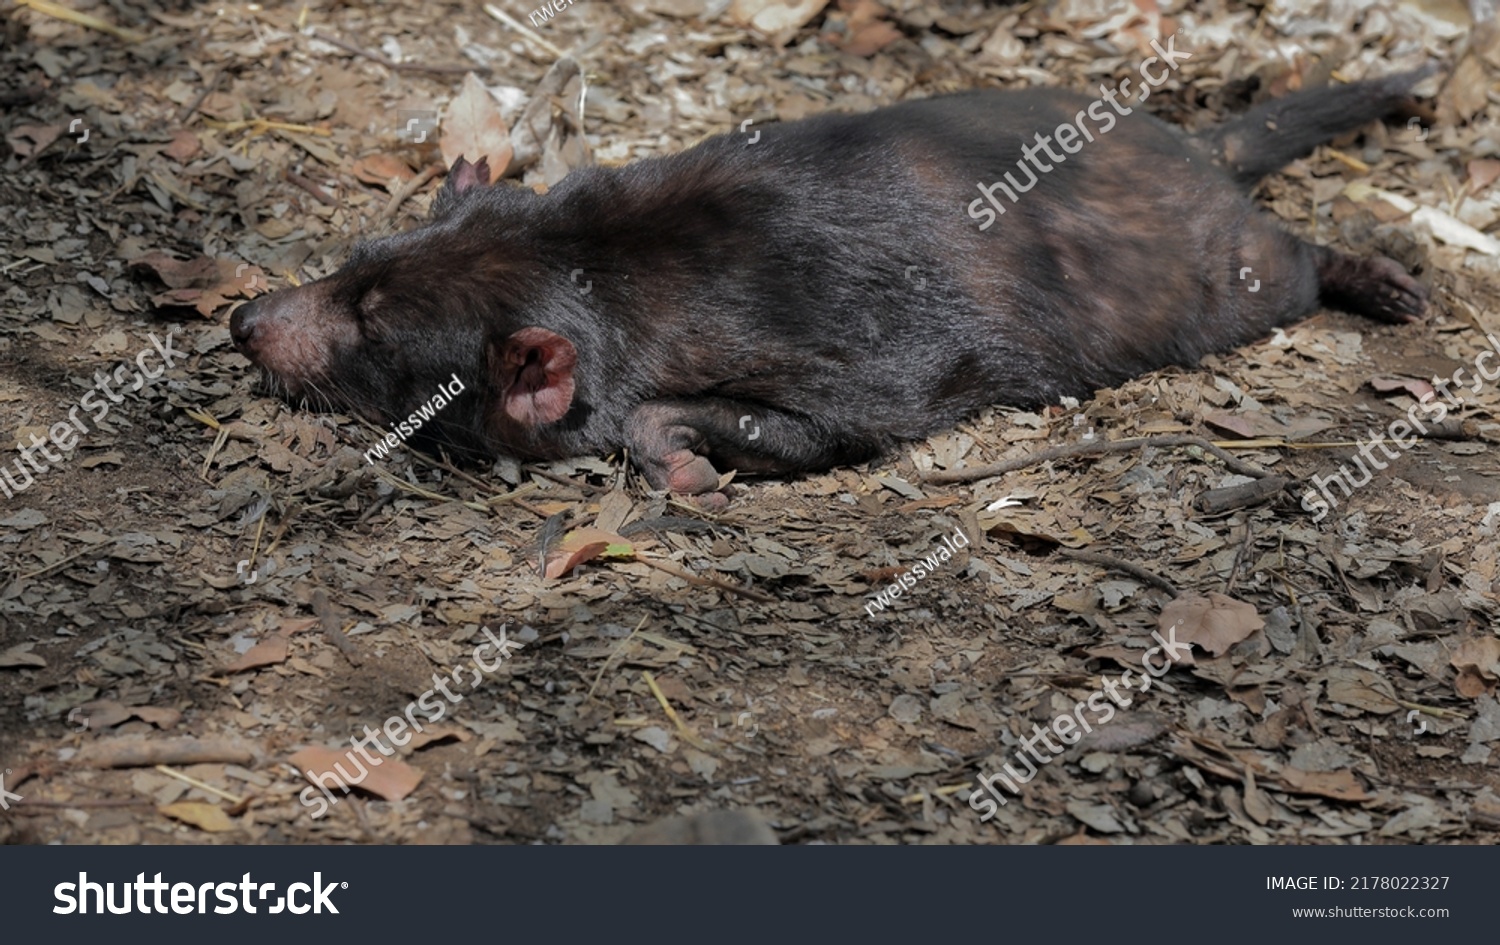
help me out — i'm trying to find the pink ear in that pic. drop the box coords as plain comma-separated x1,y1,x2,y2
448,156,491,195
496,327,576,426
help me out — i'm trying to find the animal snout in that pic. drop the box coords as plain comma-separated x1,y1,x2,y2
230,298,263,352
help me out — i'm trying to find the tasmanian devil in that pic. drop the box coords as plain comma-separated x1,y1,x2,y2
231,68,1431,506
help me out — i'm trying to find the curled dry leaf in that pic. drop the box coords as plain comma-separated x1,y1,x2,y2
0,642,47,669
6,123,62,159
1277,767,1370,803
225,633,290,673
1158,592,1264,658
128,252,268,317
289,745,424,802
73,700,182,730
440,72,513,177
1369,375,1436,400
1451,637,1500,698
543,526,636,580
351,153,416,190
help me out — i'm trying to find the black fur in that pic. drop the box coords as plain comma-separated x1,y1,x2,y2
230,69,1431,504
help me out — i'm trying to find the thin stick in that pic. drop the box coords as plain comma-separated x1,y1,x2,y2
285,168,339,206
154,764,246,805
1055,549,1180,598
642,670,713,752
16,0,146,42
483,3,568,60
636,555,778,603
311,589,362,668
309,30,492,75
923,434,1274,485
525,464,604,495
176,67,224,123
18,536,119,582
586,615,649,701
371,466,490,513
378,163,444,225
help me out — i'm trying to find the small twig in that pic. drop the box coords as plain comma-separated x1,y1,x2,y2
284,168,339,206
923,434,1274,485
18,536,119,583
378,162,444,225
154,764,246,805
1055,549,1180,598
483,3,568,60
636,555,778,603
370,466,490,513
586,615,649,701
642,670,713,752
12,797,155,809
1224,520,1255,595
309,30,491,75
525,464,604,495
176,67,224,123
311,589,362,668
16,0,146,42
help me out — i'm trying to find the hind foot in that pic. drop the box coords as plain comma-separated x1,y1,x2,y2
1317,250,1427,324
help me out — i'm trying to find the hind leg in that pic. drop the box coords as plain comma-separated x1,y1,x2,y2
1313,246,1427,324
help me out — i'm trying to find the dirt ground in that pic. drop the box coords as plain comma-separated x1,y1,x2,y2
1,0,1499,846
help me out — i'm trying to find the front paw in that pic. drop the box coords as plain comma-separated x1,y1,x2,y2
1353,256,1428,324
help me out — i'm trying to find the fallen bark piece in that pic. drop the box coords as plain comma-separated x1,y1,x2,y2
75,738,257,769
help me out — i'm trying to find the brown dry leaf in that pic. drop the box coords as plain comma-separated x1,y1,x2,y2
729,0,830,43
225,634,290,673
160,801,235,833
1470,159,1500,193
290,746,424,802
351,153,415,190
128,252,268,317
0,642,47,669
407,725,471,751
162,130,201,163
1324,667,1402,714
440,73,513,176
824,0,902,57
1369,375,1436,400
1277,767,1371,803
544,526,635,579
1451,637,1500,698
1202,410,1329,440
1158,593,1263,657
6,123,61,159
74,700,182,730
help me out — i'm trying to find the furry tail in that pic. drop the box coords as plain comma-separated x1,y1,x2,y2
1195,66,1435,187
